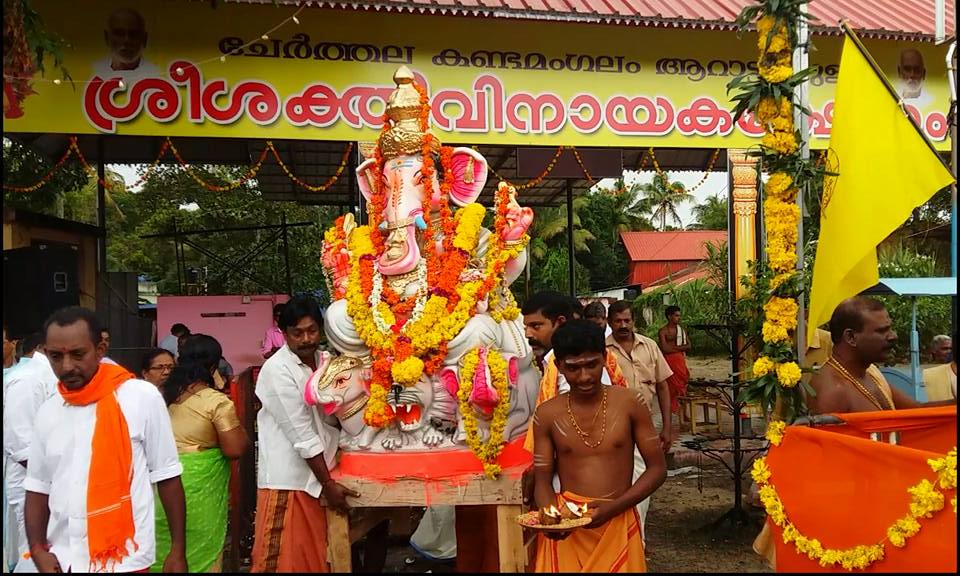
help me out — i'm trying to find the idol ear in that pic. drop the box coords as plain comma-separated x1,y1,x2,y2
448,147,488,206
356,158,378,202
439,367,460,397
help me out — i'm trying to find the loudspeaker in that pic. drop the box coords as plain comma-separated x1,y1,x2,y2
3,242,80,337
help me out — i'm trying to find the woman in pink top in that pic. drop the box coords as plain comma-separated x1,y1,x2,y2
261,303,286,359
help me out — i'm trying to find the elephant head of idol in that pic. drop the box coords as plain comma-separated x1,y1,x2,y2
356,66,488,277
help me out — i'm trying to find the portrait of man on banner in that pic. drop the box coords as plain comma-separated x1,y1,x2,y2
91,7,160,83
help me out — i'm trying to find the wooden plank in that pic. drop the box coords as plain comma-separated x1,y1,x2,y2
496,504,526,573
325,507,352,573
334,473,523,507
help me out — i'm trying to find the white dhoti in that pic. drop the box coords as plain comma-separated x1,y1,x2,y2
410,506,457,561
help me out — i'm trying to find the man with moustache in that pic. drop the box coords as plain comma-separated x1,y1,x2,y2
24,307,186,573
92,8,160,84
251,295,359,573
808,297,955,413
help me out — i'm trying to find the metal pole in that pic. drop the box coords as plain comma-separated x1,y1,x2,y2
910,296,920,390
353,144,366,226
96,137,107,274
935,0,946,43
794,1,810,367
947,42,957,337
566,179,575,297
282,212,292,295
174,219,183,296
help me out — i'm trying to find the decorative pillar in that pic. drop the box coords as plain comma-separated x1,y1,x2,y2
728,150,760,301
728,149,762,424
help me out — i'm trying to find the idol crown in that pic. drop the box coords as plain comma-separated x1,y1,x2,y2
379,66,441,159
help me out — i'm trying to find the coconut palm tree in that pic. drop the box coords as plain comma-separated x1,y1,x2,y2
529,196,596,260
597,177,653,232
639,172,694,231
690,194,728,230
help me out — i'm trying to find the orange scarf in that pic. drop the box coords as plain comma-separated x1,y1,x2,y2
58,363,138,571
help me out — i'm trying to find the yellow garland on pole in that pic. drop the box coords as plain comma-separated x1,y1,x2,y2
753,438,956,570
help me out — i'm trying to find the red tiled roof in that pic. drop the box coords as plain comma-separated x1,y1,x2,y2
620,230,726,262
268,0,956,41
644,264,712,290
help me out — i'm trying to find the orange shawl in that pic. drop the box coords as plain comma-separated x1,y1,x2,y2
58,363,138,571
524,351,627,452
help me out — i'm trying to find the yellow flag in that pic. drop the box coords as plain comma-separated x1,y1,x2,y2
807,33,954,343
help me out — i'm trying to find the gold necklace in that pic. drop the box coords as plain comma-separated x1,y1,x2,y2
566,387,608,448
827,357,894,410
339,395,370,420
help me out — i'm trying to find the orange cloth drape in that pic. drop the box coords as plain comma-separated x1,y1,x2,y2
767,406,956,573
250,489,328,573
534,491,646,573
663,352,689,413
58,363,139,571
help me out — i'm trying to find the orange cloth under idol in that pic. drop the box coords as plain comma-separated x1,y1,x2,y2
251,488,329,573
663,352,688,414
57,363,139,571
534,491,646,573
523,351,627,453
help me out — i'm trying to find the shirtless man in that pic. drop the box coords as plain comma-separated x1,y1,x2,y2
658,305,691,415
532,320,666,572
809,297,955,413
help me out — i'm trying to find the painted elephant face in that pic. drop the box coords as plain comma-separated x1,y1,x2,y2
356,147,489,275
304,352,371,418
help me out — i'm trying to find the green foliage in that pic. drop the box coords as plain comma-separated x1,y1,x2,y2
875,243,953,362
637,173,694,231
690,195,728,230
107,165,340,297
3,139,89,211
632,278,731,355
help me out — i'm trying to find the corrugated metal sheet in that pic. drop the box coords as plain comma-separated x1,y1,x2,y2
620,230,727,262
238,0,956,41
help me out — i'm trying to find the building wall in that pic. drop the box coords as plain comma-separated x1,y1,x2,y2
2,220,98,310
629,260,700,286
157,294,289,375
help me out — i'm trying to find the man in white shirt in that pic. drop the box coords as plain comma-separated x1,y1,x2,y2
24,306,186,573
3,333,58,573
158,324,189,360
3,331,42,572
91,8,161,85
252,294,357,573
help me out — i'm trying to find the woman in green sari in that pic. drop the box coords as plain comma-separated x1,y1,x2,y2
153,334,250,572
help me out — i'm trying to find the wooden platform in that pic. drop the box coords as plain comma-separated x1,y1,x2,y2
324,471,527,572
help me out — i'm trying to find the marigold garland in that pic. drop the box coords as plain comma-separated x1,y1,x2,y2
753,429,957,570
731,0,812,420
458,347,512,478
3,136,353,194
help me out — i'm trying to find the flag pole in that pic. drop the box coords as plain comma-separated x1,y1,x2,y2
839,20,952,171
795,2,810,368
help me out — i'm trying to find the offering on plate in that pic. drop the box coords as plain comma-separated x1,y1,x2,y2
560,501,589,520
539,505,562,526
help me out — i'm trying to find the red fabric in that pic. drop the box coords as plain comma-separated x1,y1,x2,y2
663,352,689,413
768,407,957,573
333,436,532,482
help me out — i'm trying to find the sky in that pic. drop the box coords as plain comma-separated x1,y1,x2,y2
110,164,729,227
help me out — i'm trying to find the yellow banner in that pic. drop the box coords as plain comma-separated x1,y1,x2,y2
3,1,951,149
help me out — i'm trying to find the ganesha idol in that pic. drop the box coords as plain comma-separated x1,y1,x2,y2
315,66,538,471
